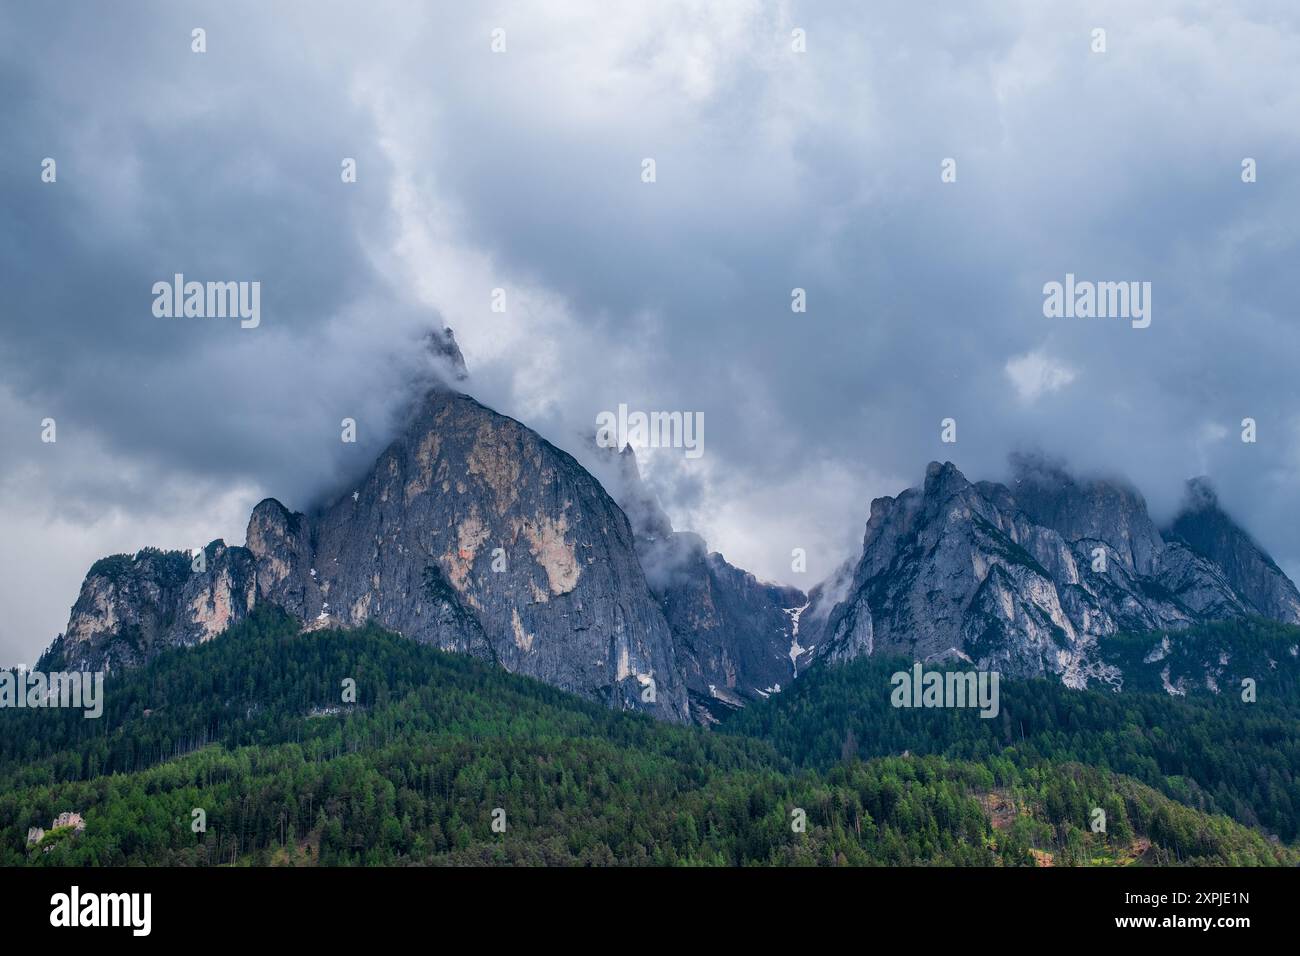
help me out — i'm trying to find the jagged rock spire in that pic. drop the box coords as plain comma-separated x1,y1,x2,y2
425,325,468,382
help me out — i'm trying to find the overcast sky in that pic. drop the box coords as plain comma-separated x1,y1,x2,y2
2,1,1299,666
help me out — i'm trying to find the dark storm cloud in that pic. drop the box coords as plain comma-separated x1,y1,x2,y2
0,1,432,496
390,0,1300,561
2,0,1299,665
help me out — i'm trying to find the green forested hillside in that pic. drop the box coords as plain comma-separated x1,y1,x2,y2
1,609,1294,866
724,619,1300,842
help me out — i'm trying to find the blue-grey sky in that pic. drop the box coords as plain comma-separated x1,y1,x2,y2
2,0,1299,666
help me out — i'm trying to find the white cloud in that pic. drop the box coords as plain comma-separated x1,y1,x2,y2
1004,350,1077,402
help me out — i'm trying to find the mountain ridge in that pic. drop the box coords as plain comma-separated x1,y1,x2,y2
37,333,1300,719
811,457,1300,686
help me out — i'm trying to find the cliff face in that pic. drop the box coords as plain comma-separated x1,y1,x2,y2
1166,478,1300,625
651,533,806,718
47,325,692,720
813,459,1300,688
818,461,1099,682
246,388,688,721
45,543,256,672
49,386,688,721
606,446,806,721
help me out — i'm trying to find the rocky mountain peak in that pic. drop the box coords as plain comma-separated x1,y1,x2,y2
424,325,468,382
41,542,257,672
812,456,1300,687
1181,475,1219,511
610,444,674,543
1008,452,1164,576
51,385,693,721
1166,477,1300,624
922,460,970,500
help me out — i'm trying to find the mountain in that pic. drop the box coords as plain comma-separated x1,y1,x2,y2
21,338,1300,865
813,457,1300,688
243,387,690,722
38,331,1300,717
42,331,688,722
604,445,808,721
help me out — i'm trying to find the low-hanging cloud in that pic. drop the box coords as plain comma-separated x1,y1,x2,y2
2,0,1299,665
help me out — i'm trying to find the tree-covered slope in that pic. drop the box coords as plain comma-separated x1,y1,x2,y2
1,609,1292,866
723,619,1300,842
